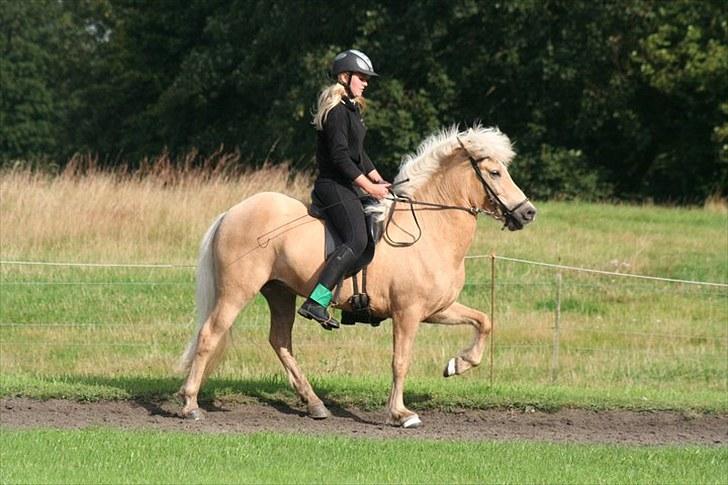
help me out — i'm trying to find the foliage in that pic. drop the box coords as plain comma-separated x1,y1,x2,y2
1,0,726,201
512,144,612,200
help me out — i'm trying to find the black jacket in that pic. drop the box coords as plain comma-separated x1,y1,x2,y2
316,97,375,185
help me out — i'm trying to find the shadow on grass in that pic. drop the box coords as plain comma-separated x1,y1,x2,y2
14,374,435,417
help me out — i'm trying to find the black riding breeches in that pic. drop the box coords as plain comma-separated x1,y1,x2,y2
313,179,368,289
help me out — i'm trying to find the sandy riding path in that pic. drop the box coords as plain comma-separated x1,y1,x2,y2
1,398,726,446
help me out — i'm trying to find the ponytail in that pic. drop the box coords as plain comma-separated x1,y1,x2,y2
312,81,367,130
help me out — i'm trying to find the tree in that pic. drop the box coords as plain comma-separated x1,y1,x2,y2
2,0,724,201
631,0,728,200
0,0,65,161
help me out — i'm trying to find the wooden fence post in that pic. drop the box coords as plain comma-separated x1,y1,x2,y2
490,252,496,386
551,270,562,383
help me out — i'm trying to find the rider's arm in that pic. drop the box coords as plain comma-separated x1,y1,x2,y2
366,169,386,184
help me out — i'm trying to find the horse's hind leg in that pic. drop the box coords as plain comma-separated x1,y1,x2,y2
262,281,330,419
180,295,245,419
425,301,491,377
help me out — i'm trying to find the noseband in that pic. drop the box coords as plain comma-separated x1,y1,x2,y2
456,136,529,229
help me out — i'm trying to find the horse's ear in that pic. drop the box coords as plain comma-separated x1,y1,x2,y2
463,128,475,147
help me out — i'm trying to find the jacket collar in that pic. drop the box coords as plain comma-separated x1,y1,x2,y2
341,96,358,112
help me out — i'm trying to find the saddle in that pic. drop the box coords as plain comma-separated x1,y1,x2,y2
308,191,385,327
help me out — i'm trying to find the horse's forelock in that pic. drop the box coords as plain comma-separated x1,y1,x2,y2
462,125,515,166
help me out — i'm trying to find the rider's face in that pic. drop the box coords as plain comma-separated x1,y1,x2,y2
348,72,369,97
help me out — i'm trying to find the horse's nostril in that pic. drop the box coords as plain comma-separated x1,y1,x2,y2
522,207,536,221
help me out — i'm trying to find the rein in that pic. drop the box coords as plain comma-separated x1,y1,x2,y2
260,135,530,249
382,194,494,247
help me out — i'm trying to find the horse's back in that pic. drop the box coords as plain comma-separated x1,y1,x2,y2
228,191,307,217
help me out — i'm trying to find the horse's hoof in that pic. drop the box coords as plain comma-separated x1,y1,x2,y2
309,402,331,419
184,408,204,421
443,358,457,377
402,415,422,429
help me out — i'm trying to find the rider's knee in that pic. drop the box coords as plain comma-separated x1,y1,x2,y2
345,234,368,258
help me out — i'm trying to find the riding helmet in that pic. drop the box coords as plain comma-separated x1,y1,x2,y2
331,49,379,78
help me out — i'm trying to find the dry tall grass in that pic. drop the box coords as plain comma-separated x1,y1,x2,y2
1,156,312,262
703,193,728,214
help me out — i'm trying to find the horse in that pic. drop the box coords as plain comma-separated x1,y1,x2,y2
178,125,537,428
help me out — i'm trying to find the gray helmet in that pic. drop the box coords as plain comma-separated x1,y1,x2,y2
331,49,379,78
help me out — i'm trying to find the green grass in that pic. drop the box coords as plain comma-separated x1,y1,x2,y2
1,373,726,413
1,428,726,484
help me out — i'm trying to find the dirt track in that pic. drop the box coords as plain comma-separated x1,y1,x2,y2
2,398,727,446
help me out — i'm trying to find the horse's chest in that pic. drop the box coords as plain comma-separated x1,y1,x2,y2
392,266,464,307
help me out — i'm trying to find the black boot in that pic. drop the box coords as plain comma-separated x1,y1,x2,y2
298,245,357,331
297,298,340,330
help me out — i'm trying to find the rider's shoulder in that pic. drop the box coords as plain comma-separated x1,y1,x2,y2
325,102,348,125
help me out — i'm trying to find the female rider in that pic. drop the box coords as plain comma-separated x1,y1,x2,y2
297,49,390,330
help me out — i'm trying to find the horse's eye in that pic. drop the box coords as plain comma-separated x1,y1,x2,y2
489,170,501,177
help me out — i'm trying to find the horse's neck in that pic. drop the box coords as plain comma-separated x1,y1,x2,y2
402,176,478,263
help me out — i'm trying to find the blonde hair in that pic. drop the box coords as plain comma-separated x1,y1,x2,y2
312,74,367,130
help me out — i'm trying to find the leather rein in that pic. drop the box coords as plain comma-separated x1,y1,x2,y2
382,136,529,247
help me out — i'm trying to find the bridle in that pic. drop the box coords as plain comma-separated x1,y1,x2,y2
455,136,530,229
382,135,530,246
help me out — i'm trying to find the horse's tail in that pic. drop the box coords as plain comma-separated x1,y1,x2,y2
177,212,228,375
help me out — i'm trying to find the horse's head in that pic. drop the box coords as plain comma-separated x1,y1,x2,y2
454,128,537,231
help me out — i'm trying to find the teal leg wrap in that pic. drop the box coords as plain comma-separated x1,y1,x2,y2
309,283,333,307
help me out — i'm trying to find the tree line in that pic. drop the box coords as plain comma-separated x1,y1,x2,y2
2,0,726,202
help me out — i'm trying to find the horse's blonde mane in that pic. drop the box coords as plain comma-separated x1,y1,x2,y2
370,125,515,220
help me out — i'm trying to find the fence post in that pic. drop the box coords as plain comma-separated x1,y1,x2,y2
490,252,496,386
551,270,562,383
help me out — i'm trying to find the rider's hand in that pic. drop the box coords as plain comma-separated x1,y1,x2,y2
367,180,391,200
353,174,391,200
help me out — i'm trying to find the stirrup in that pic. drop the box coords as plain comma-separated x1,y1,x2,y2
297,304,340,330
318,315,341,331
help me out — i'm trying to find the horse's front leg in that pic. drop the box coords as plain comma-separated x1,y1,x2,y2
425,301,491,377
387,311,422,428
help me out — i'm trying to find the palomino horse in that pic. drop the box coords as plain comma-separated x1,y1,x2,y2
179,126,536,428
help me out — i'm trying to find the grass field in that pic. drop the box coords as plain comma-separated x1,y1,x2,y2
1,167,726,411
2,428,726,484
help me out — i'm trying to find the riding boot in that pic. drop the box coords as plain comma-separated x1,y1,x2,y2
298,288,340,330
298,245,357,330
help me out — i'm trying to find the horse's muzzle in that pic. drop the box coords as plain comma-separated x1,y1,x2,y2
505,201,537,231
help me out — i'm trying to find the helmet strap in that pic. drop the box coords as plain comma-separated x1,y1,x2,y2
338,72,354,98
